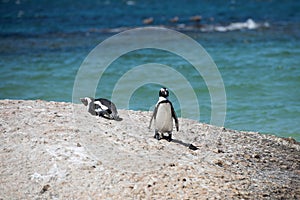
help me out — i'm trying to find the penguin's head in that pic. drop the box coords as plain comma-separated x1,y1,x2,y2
80,97,94,106
159,87,169,98
80,97,96,115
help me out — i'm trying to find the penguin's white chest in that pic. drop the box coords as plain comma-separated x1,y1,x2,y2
155,103,173,132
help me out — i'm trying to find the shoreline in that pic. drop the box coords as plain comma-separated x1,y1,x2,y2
1,99,299,199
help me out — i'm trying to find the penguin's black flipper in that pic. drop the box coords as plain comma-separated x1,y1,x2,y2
170,102,179,131
149,106,158,129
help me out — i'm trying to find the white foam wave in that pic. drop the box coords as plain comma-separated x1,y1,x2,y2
214,18,269,32
87,18,270,34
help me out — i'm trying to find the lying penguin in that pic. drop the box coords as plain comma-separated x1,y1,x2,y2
149,87,179,142
80,97,120,120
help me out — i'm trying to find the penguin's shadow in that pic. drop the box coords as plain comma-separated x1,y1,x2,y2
114,117,123,121
98,115,123,121
171,138,190,148
161,136,198,151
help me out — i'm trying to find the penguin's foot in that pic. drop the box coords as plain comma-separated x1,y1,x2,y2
160,134,172,142
166,134,172,142
154,133,161,140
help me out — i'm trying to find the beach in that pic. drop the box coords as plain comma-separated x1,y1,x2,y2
1,99,299,199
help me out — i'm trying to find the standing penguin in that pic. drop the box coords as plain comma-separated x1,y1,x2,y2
80,97,120,120
149,87,179,141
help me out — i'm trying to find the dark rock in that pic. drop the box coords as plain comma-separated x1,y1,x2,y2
40,184,50,194
189,144,198,150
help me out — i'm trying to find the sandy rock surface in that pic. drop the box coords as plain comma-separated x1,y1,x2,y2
0,100,299,199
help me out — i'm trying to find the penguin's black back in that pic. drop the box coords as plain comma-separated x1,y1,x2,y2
95,98,119,119
95,98,114,109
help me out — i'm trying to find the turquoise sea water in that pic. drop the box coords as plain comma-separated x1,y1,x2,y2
0,0,299,141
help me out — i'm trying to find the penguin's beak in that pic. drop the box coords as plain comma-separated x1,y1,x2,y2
80,98,88,106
